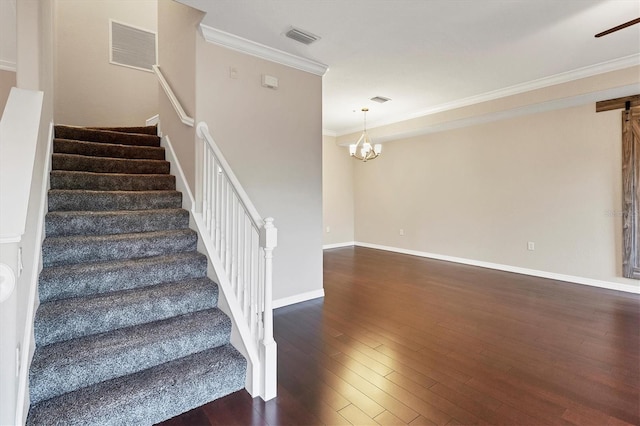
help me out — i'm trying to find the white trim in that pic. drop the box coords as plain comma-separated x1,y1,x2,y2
338,55,640,137
407,54,640,120
352,242,640,295
323,241,355,250
322,128,337,138
339,83,640,144
0,235,21,244
199,24,328,77
16,120,53,425
160,135,194,213
0,60,16,72
145,114,159,127
153,65,195,127
273,289,325,309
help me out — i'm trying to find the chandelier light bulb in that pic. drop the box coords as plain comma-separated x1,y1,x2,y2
349,107,381,162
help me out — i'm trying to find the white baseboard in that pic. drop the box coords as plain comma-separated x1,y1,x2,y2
352,242,640,295
323,241,356,250
273,289,325,309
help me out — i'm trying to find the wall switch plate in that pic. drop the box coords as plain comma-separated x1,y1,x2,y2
527,241,535,251
326,226,331,233
399,229,404,236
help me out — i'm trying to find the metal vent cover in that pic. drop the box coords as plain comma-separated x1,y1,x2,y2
370,96,391,103
285,27,320,45
110,20,157,72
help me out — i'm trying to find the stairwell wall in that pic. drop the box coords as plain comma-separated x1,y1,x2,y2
157,0,203,191
53,0,158,126
195,40,324,303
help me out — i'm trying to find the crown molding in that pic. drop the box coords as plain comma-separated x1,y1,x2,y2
0,59,16,72
337,54,640,136
200,24,328,77
337,83,640,145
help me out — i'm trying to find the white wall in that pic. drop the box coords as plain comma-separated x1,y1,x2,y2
340,70,640,293
54,0,158,126
322,135,354,246
195,40,324,302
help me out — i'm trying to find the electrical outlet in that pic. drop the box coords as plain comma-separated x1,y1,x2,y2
229,67,239,79
399,229,404,236
527,241,535,251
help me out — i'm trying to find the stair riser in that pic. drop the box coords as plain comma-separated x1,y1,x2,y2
48,190,182,212
30,310,232,405
50,171,176,191
54,139,166,160
55,125,160,147
35,279,218,346
27,345,246,426
52,154,170,175
38,253,208,302
86,125,158,135
42,231,197,267
46,209,189,237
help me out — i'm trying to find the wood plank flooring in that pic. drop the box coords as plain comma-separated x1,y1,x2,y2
158,246,640,425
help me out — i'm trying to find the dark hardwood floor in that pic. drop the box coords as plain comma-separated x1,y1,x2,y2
159,246,640,425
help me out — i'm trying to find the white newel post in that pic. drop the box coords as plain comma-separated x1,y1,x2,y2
260,217,277,400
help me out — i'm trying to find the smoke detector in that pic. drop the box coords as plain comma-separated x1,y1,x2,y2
285,27,320,45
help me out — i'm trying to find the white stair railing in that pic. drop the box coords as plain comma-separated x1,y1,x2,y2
195,122,277,400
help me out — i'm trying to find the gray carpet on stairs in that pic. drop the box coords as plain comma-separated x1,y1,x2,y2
27,125,247,425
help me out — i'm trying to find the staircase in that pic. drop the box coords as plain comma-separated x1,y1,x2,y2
27,125,247,425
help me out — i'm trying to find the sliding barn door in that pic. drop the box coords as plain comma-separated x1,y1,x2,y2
622,107,640,279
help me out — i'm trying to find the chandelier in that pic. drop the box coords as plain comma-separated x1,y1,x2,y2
349,108,381,162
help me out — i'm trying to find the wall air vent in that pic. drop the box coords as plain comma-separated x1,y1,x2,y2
110,20,157,72
285,27,320,45
370,96,391,103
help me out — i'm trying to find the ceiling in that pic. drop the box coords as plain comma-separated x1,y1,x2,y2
180,0,640,135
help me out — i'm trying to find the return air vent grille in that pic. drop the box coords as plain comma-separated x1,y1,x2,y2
110,20,156,72
285,27,320,45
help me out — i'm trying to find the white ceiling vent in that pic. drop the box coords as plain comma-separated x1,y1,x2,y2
370,96,391,103
110,20,156,72
285,27,320,45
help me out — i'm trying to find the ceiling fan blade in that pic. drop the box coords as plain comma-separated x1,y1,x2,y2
595,17,640,38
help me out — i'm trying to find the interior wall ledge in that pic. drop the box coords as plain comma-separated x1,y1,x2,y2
199,24,328,77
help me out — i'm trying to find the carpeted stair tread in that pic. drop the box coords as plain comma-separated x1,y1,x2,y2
86,125,158,135
48,189,182,212
52,153,170,175
46,208,189,236
42,229,197,267
29,308,232,405
55,125,160,147
35,277,219,346
54,139,166,160
30,122,248,424
50,170,175,191
38,252,208,302
27,344,246,426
